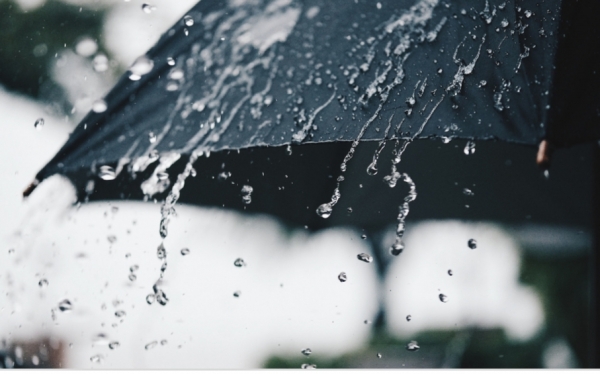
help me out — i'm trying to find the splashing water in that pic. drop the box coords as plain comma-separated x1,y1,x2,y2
366,114,395,176
389,173,416,256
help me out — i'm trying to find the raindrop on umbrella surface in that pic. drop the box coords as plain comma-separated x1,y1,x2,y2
241,185,253,204
34,118,44,130
98,166,116,181
439,293,449,303
338,272,347,282
463,141,476,155
406,315,412,321
468,238,477,249
141,3,155,14
108,341,120,350
145,341,158,350
92,100,107,113
148,132,157,143
501,18,509,28
301,348,312,356
58,299,72,312
128,55,154,80
524,9,532,18
233,258,246,267
406,341,420,351
38,279,49,288
183,15,194,26
357,253,373,263
180,248,190,256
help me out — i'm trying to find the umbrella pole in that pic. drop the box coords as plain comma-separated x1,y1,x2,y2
592,144,600,368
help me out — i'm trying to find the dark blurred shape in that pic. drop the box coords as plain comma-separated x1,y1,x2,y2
0,0,105,98
0,337,65,368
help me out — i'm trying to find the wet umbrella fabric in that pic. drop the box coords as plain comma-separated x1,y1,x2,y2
29,0,599,232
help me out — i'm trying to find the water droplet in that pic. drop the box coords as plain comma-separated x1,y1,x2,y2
157,243,166,259
357,253,373,263
462,188,474,196
217,171,231,181
31,355,40,366
38,279,49,288
241,185,253,204
301,364,317,369
302,348,312,356
406,315,412,321
34,118,44,130
90,354,103,363
130,265,139,272
156,289,169,305
92,99,107,113
463,141,476,155
115,310,126,318
128,274,137,281
98,166,116,181
364,319,371,324
361,234,367,240
233,291,241,298
377,353,382,358
146,294,155,305
148,132,157,143
183,15,194,26
316,203,333,219
347,207,353,214
468,238,477,249
108,341,120,350
93,54,109,72
129,55,154,79
524,10,532,18
167,57,175,66
234,258,246,267
448,269,453,276
157,172,169,181
501,18,509,28
376,2,382,9
286,144,293,155
390,242,404,256
145,341,158,350
107,235,117,244
543,169,550,179
142,3,155,14
439,293,448,303
75,37,98,57
338,272,347,282
478,80,487,87
58,299,72,312
406,341,420,351
160,339,168,345
180,248,190,256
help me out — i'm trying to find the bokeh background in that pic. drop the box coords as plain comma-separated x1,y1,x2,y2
0,0,596,368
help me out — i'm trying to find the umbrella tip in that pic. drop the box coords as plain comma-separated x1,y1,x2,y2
536,139,554,170
22,179,40,198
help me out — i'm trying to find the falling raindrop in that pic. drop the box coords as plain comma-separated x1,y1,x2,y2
439,293,449,303
146,294,156,305
38,279,49,288
406,341,420,351
462,188,474,196
90,354,103,363
180,248,190,256
217,171,231,181
108,341,120,350
145,341,158,350
357,253,373,263
98,166,116,181
161,340,168,346
233,291,241,298
361,234,367,240
233,258,246,267
543,169,550,179
183,15,194,26
128,274,137,281
141,3,155,14
130,265,139,272
406,315,412,321
115,310,126,318
167,57,175,66
58,299,72,312
156,289,169,306
364,320,371,324
316,203,333,219
302,348,312,356
286,144,293,155
448,269,453,276
468,238,477,249
34,118,44,130
390,241,404,256
338,272,347,282
92,99,107,113
157,243,166,259
241,185,253,204
301,364,317,369
463,141,476,155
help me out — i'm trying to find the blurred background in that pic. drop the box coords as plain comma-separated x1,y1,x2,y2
0,0,596,369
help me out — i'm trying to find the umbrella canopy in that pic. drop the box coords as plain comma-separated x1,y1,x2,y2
27,0,599,234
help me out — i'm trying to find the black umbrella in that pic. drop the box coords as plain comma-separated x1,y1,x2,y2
22,0,600,365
